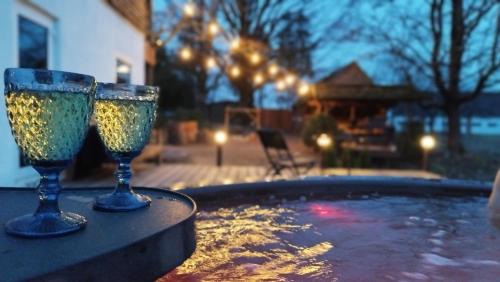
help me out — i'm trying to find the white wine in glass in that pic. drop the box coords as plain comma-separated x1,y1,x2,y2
93,83,158,212
4,68,95,238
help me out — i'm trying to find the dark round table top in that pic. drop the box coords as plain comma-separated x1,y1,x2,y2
0,187,196,282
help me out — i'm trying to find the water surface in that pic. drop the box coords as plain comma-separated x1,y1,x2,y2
160,196,500,281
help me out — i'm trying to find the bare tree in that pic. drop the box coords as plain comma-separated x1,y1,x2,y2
218,0,317,107
358,0,499,154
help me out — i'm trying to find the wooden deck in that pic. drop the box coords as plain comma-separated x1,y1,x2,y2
66,164,441,191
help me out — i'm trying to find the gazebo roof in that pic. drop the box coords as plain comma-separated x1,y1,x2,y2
315,62,427,101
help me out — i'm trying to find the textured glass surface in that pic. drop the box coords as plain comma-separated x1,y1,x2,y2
3,68,95,238
94,99,155,154
93,82,158,212
5,90,93,161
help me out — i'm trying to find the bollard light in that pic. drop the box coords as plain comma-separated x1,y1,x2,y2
316,133,332,173
214,130,227,145
214,130,227,167
317,133,332,149
420,135,436,151
420,134,436,171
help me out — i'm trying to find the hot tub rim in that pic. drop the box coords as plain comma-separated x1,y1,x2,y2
177,176,492,203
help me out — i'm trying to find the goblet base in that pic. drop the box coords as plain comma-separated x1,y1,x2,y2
93,191,151,212
5,212,87,238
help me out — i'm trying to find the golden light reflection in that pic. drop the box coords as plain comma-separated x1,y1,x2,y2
160,205,334,281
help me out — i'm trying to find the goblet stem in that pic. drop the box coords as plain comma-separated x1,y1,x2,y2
4,166,87,238
34,166,63,215
115,160,132,194
93,156,151,212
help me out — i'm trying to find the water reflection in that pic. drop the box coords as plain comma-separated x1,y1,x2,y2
160,197,500,281
160,204,335,281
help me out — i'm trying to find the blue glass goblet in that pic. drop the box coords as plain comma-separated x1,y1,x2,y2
93,83,158,212
4,68,95,238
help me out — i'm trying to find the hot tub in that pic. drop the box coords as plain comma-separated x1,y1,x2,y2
159,177,498,281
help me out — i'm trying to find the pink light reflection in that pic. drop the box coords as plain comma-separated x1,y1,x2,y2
309,203,357,220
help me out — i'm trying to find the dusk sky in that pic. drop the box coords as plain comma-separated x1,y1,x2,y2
153,0,499,106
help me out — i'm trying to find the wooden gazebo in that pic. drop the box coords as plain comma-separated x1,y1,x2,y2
303,62,426,160
307,62,424,137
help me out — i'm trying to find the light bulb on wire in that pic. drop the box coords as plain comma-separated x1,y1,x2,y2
179,47,193,61
208,21,219,36
183,3,196,17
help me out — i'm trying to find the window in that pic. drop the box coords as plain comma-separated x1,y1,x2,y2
18,16,48,68
117,59,132,84
488,122,497,128
18,16,49,167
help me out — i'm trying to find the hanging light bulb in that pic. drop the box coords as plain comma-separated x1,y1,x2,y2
183,3,196,17
230,65,241,78
268,64,279,76
230,38,240,51
298,82,310,96
250,52,261,65
276,79,286,91
205,57,217,69
179,47,193,61
285,73,296,86
253,73,264,85
208,21,219,36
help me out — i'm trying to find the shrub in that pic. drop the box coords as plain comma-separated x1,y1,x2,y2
396,120,424,162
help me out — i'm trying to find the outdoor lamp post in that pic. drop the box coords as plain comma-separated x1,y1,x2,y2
214,130,227,167
317,133,332,174
420,135,436,171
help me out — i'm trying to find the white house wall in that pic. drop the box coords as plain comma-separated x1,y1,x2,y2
0,0,146,186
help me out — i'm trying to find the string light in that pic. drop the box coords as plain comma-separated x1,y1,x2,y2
155,39,163,47
230,65,241,78
250,52,261,65
183,3,196,17
253,73,264,85
276,79,286,91
298,82,310,96
230,38,240,51
268,64,279,76
285,73,296,86
205,57,217,69
179,47,193,61
208,21,219,36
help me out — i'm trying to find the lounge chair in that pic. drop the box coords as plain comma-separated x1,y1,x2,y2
257,129,316,176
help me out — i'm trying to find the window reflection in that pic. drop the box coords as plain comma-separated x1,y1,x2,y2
18,16,48,69
117,59,132,84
